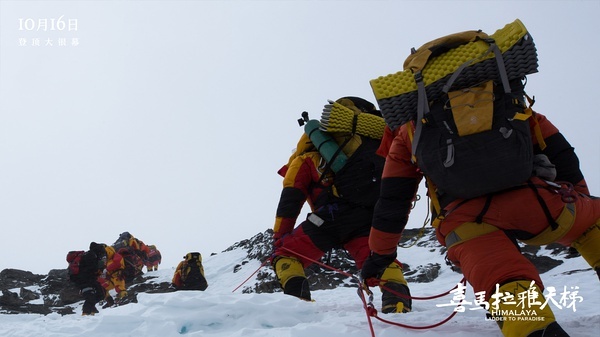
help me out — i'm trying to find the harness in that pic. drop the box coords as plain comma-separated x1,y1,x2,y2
405,119,577,249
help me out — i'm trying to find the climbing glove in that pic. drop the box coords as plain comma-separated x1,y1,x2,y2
361,251,397,284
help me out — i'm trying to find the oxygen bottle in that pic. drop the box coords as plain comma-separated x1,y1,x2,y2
299,112,347,173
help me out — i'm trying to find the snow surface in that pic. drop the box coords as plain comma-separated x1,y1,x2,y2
0,248,598,337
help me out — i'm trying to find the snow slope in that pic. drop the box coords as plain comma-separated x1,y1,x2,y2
0,246,598,337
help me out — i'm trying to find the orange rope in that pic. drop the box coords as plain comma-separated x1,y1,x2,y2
231,258,271,293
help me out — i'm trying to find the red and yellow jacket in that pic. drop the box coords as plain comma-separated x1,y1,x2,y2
273,132,362,239
370,112,590,255
273,149,330,240
104,246,125,274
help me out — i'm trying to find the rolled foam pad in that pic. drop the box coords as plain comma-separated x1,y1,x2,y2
370,19,538,130
320,101,386,139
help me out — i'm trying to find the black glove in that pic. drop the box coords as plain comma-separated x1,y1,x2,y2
361,251,397,283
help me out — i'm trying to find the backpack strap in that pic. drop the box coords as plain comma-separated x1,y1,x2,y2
526,180,560,231
524,94,547,150
442,37,511,95
405,121,417,164
475,195,493,224
426,178,444,228
317,133,354,186
405,31,489,158
410,71,430,158
410,34,512,158
316,111,361,186
406,122,444,228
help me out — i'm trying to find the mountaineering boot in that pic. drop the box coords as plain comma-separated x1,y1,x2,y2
381,282,411,313
379,261,411,313
81,286,98,315
488,280,564,337
115,290,129,305
283,276,312,301
274,256,312,301
571,221,600,281
526,321,569,337
102,295,115,309
81,300,97,316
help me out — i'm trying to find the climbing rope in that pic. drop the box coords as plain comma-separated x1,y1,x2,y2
358,277,467,331
231,258,271,293
232,245,467,336
278,246,467,335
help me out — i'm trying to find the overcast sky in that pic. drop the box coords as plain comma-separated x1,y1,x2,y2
1,0,598,274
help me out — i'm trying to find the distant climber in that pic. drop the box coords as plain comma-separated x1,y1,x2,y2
172,252,208,291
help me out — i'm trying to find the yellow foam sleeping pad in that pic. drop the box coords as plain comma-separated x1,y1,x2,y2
371,19,530,100
319,101,386,139
370,19,538,129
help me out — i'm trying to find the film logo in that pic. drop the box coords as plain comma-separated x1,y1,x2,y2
435,281,583,322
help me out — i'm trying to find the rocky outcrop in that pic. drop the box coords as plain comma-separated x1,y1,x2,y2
0,228,581,315
223,228,580,293
0,268,173,315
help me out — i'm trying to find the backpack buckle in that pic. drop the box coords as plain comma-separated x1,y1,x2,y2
413,71,423,83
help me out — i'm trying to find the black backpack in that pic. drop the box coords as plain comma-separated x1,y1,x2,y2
181,253,208,291
333,136,385,207
401,28,537,201
68,250,101,284
415,79,533,200
299,105,386,208
368,22,543,203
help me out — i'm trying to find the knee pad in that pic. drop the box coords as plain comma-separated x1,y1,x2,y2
274,256,306,289
379,261,408,286
571,220,600,270
489,280,558,337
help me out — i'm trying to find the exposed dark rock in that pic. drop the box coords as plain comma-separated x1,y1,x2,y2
523,253,564,274
41,269,79,306
0,227,578,315
0,269,44,290
0,267,174,315
404,263,441,283
545,243,580,258
19,287,39,301
1,289,24,306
